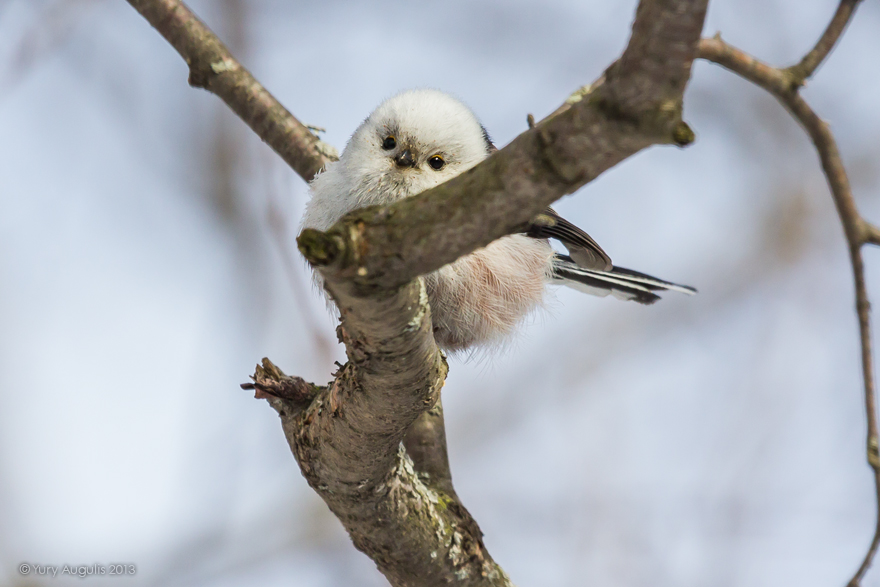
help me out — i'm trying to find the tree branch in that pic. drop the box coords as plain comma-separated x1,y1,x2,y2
299,0,707,292
127,0,710,584
125,0,336,182
251,286,513,586
609,0,707,113
698,13,879,584
293,2,707,584
786,0,864,85
865,222,880,248
403,399,458,498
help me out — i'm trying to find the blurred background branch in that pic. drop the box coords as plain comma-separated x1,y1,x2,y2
698,3,879,581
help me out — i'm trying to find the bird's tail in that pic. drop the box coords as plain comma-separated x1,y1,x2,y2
550,254,696,305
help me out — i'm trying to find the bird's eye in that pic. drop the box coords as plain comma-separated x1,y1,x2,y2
428,155,445,170
382,136,396,150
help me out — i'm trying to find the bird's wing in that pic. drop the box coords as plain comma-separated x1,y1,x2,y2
526,207,612,271
484,137,610,271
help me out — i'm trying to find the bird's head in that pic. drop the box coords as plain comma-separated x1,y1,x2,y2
341,89,494,202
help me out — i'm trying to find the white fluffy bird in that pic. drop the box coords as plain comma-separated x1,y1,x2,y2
302,89,695,352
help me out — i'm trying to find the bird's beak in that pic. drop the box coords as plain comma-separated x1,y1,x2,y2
394,149,416,168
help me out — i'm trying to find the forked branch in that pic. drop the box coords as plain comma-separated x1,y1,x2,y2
127,0,711,583
698,3,878,584
787,0,863,85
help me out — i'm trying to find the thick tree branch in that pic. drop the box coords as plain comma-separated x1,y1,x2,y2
299,0,707,292
403,399,458,498
698,13,879,584
292,0,707,580
609,0,707,113
125,0,336,182
128,0,710,584
250,287,511,586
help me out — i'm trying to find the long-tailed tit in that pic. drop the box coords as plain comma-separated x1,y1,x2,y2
302,89,695,352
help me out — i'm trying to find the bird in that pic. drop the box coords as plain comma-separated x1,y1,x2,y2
302,89,695,353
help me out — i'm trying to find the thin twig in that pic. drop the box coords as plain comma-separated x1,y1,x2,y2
850,247,880,587
865,223,880,248
698,22,879,585
786,0,864,85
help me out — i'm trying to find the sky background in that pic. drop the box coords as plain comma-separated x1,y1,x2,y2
1,0,880,586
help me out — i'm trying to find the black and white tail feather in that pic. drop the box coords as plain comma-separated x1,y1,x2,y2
550,254,696,304
524,206,695,304
496,145,695,306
